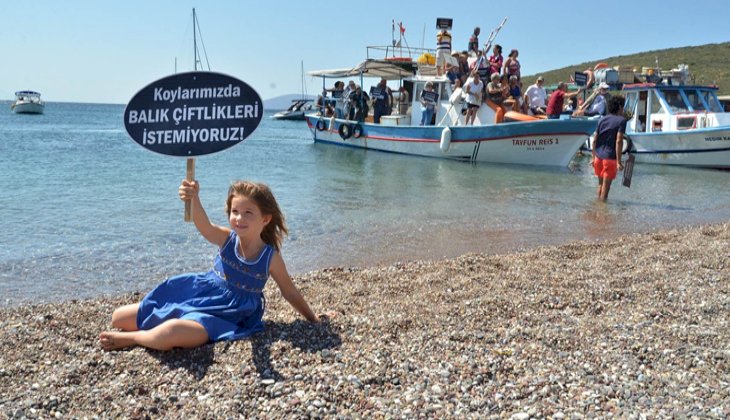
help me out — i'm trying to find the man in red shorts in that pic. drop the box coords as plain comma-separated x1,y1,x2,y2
590,96,626,201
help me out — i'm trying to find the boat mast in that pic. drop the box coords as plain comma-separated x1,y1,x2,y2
193,8,198,71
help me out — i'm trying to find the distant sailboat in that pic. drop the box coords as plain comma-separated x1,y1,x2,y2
272,61,314,120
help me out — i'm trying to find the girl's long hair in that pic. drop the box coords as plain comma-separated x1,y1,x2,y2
225,181,288,251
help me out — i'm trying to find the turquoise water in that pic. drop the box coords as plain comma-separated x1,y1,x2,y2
1,101,729,306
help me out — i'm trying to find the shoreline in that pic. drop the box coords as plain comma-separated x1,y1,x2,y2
1,222,728,417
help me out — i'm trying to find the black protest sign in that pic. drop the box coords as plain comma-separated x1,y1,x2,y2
436,17,452,30
421,90,439,105
370,86,385,100
574,71,588,86
124,71,263,157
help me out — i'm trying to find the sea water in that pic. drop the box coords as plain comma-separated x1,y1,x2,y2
1,101,728,306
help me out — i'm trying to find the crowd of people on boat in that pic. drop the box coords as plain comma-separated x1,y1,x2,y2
313,25,612,126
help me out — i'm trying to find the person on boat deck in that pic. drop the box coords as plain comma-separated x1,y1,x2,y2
420,82,436,126
468,27,480,55
372,78,393,124
397,86,410,115
469,50,490,85
582,68,595,89
508,75,526,113
524,76,547,115
449,79,465,114
324,81,345,118
590,95,626,201
446,62,461,85
546,82,583,119
488,44,504,77
458,52,471,85
343,80,357,120
436,28,452,76
486,73,504,105
564,96,578,113
352,85,370,123
465,72,484,125
580,82,610,117
503,49,521,81
315,94,335,117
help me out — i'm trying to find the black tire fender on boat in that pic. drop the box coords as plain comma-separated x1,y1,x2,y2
352,124,363,138
316,119,327,131
338,123,352,140
622,135,633,154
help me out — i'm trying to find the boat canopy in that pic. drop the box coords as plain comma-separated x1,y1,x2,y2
307,59,416,80
15,91,41,96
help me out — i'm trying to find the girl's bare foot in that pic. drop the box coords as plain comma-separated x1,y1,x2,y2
99,331,136,351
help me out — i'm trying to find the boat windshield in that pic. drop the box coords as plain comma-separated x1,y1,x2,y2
683,90,707,112
659,90,689,113
698,89,724,112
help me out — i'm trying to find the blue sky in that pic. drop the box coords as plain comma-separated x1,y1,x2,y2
3,0,729,104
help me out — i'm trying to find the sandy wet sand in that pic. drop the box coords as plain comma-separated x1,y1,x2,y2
0,222,728,418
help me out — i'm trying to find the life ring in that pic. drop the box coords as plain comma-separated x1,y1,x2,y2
622,135,633,154
338,123,352,140
316,119,327,131
594,62,609,70
352,124,363,138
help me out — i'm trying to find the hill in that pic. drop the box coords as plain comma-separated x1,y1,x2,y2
524,42,730,95
264,94,317,111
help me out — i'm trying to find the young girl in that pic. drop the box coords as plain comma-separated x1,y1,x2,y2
99,180,320,351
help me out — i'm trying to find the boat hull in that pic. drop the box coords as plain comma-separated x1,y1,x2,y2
305,115,597,167
12,102,45,114
628,127,730,168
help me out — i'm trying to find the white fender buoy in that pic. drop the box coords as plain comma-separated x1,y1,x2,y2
440,127,452,152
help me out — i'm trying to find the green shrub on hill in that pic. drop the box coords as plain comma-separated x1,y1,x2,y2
524,42,730,95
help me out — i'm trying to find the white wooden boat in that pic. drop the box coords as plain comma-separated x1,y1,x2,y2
11,91,44,114
622,81,730,168
304,51,597,167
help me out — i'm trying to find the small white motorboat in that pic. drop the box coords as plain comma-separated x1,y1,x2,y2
11,91,45,114
620,66,730,168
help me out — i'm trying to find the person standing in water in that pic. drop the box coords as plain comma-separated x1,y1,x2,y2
590,96,627,201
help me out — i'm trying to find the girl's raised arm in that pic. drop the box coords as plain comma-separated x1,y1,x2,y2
269,251,319,322
179,180,230,248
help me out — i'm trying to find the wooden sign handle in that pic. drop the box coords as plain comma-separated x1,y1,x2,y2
184,158,195,222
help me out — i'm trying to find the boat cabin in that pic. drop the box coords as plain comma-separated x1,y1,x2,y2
622,84,728,134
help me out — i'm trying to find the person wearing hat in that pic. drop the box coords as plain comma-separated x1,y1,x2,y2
580,82,610,116
524,76,547,115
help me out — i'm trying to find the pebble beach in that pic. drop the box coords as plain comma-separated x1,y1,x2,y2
1,222,728,419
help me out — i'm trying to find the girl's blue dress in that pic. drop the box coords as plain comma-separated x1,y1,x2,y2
136,232,273,342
